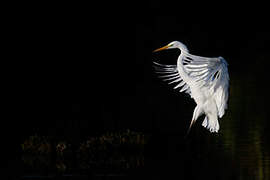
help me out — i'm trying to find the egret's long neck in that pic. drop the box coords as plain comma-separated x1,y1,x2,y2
173,41,190,83
177,49,191,85
176,42,189,53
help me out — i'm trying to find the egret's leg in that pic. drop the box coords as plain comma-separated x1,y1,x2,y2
186,105,203,136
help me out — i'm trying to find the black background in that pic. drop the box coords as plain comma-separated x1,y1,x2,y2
7,2,269,137
6,2,270,179
7,1,270,150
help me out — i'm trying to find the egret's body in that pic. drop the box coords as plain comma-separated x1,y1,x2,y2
153,41,229,133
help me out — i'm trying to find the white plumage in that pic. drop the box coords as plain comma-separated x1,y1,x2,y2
153,41,229,133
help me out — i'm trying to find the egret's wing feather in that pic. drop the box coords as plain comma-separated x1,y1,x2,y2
153,61,191,95
182,52,229,117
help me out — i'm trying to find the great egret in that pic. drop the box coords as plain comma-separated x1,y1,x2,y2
153,41,229,134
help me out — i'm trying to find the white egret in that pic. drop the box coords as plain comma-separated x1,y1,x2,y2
153,41,229,134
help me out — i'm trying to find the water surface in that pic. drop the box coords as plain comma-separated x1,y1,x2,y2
144,72,270,180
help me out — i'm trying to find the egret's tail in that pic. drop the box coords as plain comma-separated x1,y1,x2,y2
202,115,219,133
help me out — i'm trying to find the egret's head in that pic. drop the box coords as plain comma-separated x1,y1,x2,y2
153,41,188,52
168,41,182,48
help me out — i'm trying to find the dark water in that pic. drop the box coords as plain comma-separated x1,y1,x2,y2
143,72,270,180
15,73,270,180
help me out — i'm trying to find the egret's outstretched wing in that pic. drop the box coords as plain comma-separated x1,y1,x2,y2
153,61,191,95
181,52,229,117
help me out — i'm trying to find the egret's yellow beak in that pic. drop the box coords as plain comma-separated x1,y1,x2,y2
153,45,170,52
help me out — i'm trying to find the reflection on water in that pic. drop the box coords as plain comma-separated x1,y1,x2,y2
146,72,270,180
20,130,148,179
148,73,269,180
221,73,270,179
